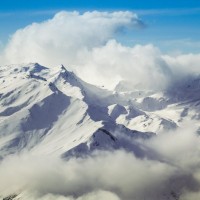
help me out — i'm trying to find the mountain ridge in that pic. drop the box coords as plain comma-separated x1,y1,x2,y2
0,63,200,159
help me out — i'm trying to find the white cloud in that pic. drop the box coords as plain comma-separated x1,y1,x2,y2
1,10,168,90
1,125,200,200
164,53,200,77
1,11,141,66
1,10,200,91
79,40,172,89
145,123,200,169
0,150,175,200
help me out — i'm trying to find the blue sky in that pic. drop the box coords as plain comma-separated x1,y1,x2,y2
0,0,200,53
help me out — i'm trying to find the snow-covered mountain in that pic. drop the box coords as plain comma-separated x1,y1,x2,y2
0,63,200,159
1,63,200,200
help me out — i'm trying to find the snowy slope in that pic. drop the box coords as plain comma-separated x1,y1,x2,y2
0,63,149,159
0,63,200,160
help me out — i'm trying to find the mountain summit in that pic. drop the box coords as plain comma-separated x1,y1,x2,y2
0,63,199,159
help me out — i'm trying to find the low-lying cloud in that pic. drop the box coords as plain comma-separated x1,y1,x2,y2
1,125,200,200
0,150,179,200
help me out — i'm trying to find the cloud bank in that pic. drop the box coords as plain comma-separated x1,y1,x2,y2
0,125,200,200
1,11,200,90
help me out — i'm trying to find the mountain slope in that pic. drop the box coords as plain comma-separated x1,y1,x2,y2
0,63,200,160
0,63,149,159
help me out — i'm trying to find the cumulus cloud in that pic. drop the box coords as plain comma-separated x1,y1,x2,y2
80,40,173,89
0,10,149,89
1,11,141,66
1,10,200,90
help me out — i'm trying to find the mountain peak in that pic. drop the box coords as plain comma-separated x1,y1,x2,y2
0,62,200,160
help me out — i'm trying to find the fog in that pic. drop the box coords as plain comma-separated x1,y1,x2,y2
0,125,200,199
